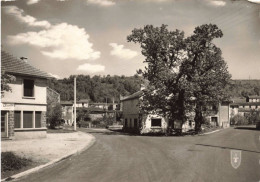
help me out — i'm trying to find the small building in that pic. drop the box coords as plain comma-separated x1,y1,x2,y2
203,102,231,128
121,91,168,134
60,101,73,125
246,95,260,103
75,99,89,108
230,96,260,118
1,51,52,139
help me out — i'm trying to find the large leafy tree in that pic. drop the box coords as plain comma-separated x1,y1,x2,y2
127,24,231,133
127,24,188,131
182,24,231,132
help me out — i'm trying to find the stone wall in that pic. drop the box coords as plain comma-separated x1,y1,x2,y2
8,111,14,138
41,111,46,128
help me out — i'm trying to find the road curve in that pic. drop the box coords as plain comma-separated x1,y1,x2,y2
17,127,260,182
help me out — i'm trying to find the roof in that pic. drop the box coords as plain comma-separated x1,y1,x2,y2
60,101,73,105
1,51,52,79
231,97,246,103
247,95,260,99
238,108,253,112
231,102,260,106
77,99,89,103
120,90,143,101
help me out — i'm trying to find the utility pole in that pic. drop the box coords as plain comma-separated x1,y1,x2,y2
74,77,76,131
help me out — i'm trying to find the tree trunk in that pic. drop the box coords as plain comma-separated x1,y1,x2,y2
194,104,203,133
177,90,185,135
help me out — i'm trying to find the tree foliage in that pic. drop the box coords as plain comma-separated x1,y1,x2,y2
47,103,63,129
1,71,16,94
127,24,231,133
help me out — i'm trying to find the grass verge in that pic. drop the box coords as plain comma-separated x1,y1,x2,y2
1,152,39,179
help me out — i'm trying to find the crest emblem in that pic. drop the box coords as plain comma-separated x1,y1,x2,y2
230,150,241,169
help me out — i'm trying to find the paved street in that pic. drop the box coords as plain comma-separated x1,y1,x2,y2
17,127,260,182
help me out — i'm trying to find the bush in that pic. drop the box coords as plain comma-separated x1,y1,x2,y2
245,109,260,125
230,114,248,125
1,152,31,172
47,103,62,129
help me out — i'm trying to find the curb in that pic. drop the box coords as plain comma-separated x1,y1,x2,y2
198,129,221,136
1,131,96,182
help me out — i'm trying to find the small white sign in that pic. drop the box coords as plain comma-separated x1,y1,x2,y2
231,150,241,169
1,103,15,110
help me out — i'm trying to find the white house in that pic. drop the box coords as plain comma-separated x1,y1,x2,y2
120,91,168,134
1,51,52,139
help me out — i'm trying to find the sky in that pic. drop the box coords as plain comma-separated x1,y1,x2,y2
1,0,260,79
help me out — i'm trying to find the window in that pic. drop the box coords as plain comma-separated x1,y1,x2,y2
125,119,127,128
211,117,218,126
14,111,21,128
130,118,132,128
211,117,218,122
151,118,162,127
35,112,41,128
24,79,34,97
134,119,138,129
189,120,192,127
23,111,33,128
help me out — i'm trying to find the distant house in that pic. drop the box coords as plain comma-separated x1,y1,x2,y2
203,102,231,128
230,96,260,118
1,51,52,139
75,99,89,108
60,101,73,125
89,102,117,111
120,91,168,134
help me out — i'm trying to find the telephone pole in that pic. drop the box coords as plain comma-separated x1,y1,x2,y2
74,77,76,131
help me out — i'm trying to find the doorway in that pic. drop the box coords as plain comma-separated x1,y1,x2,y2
1,111,8,137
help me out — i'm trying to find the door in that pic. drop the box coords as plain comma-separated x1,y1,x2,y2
211,117,218,127
1,111,8,137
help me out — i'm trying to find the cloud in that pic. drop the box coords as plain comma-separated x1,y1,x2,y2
109,43,138,60
77,63,105,73
3,6,51,28
247,0,260,4
208,0,226,7
87,0,115,6
8,23,101,60
49,73,60,79
27,0,40,4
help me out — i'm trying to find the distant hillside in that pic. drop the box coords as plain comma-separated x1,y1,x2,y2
226,79,260,98
47,74,144,103
48,76,260,103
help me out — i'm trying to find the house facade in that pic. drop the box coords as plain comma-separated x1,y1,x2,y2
230,96,260,118
121,91,168,134
203,102,231,128
1,51,52,139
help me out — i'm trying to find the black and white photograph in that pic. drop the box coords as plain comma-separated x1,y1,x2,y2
1,0,260,181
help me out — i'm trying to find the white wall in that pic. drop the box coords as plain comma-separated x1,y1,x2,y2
2,76,47,105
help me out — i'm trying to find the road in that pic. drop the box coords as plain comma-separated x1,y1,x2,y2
17,127,260,182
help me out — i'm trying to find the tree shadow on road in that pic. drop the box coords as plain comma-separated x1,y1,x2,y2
234,126,259,131
196,144,260,154
84,128,198,137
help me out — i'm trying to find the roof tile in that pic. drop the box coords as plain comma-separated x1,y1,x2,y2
1,51,52,79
